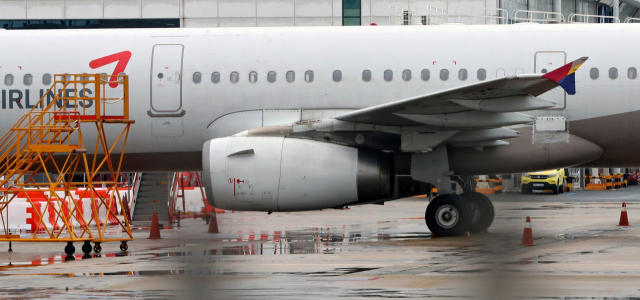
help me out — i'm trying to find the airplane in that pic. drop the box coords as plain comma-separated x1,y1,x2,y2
0,23,636,237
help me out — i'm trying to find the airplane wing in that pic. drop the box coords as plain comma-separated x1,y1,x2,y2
335,57,589,127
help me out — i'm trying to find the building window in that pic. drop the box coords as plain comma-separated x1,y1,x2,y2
193,72,201,84
0,18,180,30
333,70,342,82
384,70,393,82
362,70,372,82
268,71,277,83
590,68,599,80
42,73,51,85
402,69,411,82
421,69,430,81
211,72,220,84
249,71,258,83
286,71,295,83
230,72,239,83
342,0,361,26
609,67,618,80
23,74,33,86
458,69,468,81
440,69,449,81
4,74,13,86
305,71,314,83
477,69,486,81
629,67,637,80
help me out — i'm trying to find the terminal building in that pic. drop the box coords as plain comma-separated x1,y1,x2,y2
0,0,637,29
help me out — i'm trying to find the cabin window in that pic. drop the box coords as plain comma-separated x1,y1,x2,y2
211,72,220,83
4,74,13,86
421,69,430,81
609,67,618,80
193,72,202,84
384,70,393,82
541,69,548,74
629,67,637,80
42,73,52,85
333,70,342,82
362,70,372,82
268,71,277,83
23,74,33,86
477,69,486,81
440,69,449,81
249,71,258,83
590,68,599,80
458,69,468,81
402,69,411,82
286,71,295,83
305,71,314,83
230,72,239,83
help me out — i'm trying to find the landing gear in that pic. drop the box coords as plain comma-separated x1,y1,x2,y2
425,194,472,237
93,242,102,253
64,242,75,255
120,241,128,252
82,241,92,254
460,192,494,233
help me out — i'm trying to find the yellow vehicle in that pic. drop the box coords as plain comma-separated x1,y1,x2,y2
521,169,566,194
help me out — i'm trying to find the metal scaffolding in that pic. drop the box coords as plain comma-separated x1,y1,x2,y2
0,74,134,255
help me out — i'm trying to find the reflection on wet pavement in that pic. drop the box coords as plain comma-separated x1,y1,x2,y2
3,188,640,298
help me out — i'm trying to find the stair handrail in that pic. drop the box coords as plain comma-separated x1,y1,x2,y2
168,172,179,224
129,172,142,219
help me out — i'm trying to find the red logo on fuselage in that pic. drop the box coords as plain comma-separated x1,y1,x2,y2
89,51,132,88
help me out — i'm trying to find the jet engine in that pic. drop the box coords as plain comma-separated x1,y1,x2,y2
202,137,393,212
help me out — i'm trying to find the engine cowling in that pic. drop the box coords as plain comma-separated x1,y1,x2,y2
202,136,393,212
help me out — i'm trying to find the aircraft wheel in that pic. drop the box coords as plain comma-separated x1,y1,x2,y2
425,194,472,237
460,192,494,233
64,242,75,255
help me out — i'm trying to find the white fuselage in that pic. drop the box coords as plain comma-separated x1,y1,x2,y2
0,24,638,171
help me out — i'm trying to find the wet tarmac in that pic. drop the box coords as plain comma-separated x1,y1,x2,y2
3,187,640,299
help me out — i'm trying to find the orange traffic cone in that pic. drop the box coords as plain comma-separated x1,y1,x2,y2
520,216,535,246
148,212,162,239
618,202,630,226
208,211,220,234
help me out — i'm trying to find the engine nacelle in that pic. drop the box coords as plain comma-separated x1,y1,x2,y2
202,137,393,212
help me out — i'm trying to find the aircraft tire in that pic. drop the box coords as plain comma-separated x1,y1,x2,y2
461,192,494,233
425,194,472,237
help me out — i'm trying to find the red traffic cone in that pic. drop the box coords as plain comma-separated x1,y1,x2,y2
520,216,535,246
148,212,162,239
618,202,630,226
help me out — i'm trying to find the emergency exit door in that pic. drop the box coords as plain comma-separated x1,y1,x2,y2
535,52,566,109
150,44,184,113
